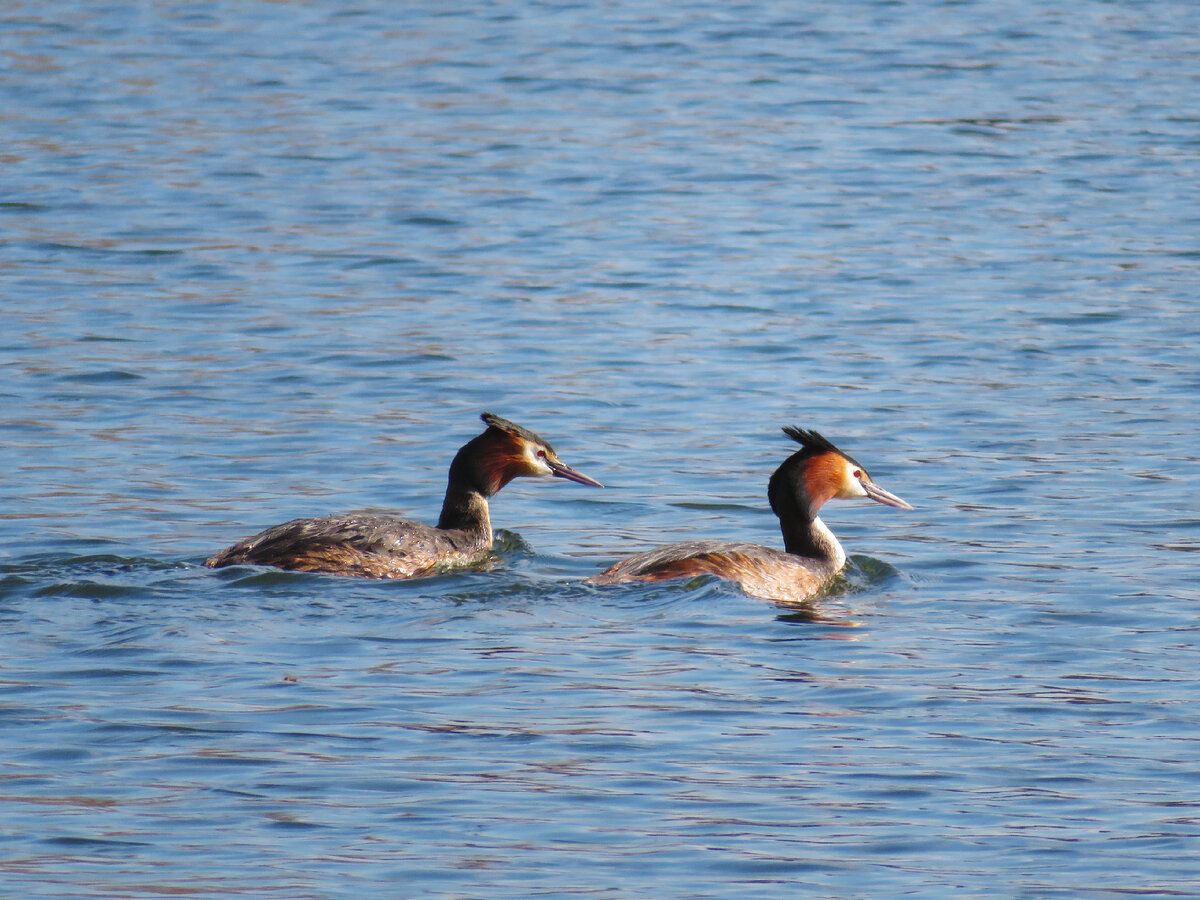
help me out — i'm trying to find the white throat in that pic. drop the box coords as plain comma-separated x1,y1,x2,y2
812,516,846,570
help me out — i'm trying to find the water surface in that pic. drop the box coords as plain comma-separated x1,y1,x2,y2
3,1,1200,897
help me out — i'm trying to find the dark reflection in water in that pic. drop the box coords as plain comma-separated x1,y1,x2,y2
3,0,1200,897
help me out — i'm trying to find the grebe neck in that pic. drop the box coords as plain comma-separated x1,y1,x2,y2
782,515,846,569
774,494,845,563
436,482,492,539
769,464,845,566
435,451,494,540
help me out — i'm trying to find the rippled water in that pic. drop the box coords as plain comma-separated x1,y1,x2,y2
3,1,1200,897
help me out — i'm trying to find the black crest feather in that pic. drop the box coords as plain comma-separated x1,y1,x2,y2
782,427,839,454
781,426,865,471
481,412,554,452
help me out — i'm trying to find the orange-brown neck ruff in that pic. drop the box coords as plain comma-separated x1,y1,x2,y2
800,451,845,514
468,427,531,497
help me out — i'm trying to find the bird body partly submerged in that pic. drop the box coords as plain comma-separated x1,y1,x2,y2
592,539,841,604
205,513,488,579
588,428,910,604
205,413,601,579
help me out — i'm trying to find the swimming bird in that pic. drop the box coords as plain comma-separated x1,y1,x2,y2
587,427,911,604
205,412,601,578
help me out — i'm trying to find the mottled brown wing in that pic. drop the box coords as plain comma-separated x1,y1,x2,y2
205,514,444,578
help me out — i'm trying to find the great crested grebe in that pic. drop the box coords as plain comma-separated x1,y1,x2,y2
587,427,911,604
205,412,602,578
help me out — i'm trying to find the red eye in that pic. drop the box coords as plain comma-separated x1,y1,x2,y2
853,470,862,479
537,449,547,459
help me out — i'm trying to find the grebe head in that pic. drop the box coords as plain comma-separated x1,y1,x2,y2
770,427,913,518
468,412,603,494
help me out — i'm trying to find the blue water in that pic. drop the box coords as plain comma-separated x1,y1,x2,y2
3,1,1200,896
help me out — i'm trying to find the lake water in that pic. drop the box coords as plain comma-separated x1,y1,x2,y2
3,1,1200,896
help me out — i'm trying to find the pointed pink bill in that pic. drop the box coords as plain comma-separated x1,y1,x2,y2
863,479,913,510
548,459,603,488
